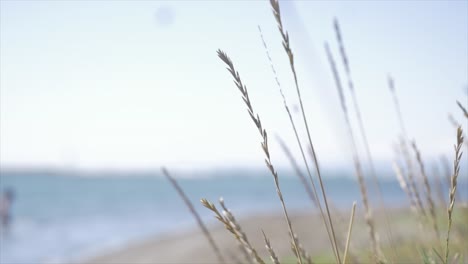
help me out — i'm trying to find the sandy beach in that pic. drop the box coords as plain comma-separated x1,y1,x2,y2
81,207,468,264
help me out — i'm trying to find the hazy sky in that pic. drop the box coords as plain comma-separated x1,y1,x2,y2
1,0,467,171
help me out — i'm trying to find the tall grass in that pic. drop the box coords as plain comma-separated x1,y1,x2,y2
333,20,396,257
217,49,304,264
258,23,338,261
445,127,464,263
343,201,357,264
389,79,427,220
201,198,264,264
160,2,466,263
269,0,341,261
257,25,320,210
276,135,318,207
262,230,280,264
456,101,468,118
411,141,439,239
324,43,383,262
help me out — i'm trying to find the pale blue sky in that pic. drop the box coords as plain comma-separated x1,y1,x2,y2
1,0,467,171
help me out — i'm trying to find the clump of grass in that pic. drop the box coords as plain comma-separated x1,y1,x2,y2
412,141,440,240
392,161,419,215
444,126,464,263
163,2,466,264
162,168,226,264
324,43,383,263
333,19,396,257
389,78,427,220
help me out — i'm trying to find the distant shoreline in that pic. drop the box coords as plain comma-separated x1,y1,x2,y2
0,164,417,179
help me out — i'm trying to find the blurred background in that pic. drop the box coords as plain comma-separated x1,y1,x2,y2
0,1,467,263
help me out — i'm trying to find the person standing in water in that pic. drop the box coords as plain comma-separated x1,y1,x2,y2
0,188,15,231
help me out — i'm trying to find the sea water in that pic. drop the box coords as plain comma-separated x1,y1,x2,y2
0,169,464,264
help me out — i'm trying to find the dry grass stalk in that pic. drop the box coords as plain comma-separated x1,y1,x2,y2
218,198,265,264
269,1,341,262
291,233,313,264
258,26,323,212
448,113,460,129
325,43,383,262
257,26,282,95
238,244,254,264
396,133,426,219
444,126,464,264
393,146,426,232
217,49,303,264
387,76,409,138
392,161,428,245
411,141,439,239
276,135,318,207
456,101,468,118
389,77,427,220
451,252,460,264
442,154,464,209
259,25,338,261
448,114,468,149
162,168,226,264
333,18,396,256
392,162,418,213
262,230,281,264
343,201,357,264
201,198,263,264
403,141,426,217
